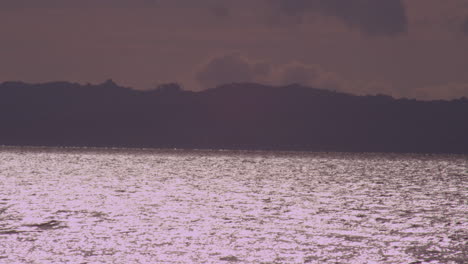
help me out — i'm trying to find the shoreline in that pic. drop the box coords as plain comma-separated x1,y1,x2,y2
1,144,466,158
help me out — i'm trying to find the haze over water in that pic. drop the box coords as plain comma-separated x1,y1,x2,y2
0,147,466,263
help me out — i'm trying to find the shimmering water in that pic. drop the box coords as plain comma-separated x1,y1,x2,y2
0,147,466,264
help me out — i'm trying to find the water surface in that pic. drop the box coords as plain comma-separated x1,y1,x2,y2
0,147,466,263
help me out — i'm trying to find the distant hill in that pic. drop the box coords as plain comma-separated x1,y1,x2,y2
1,80,467,154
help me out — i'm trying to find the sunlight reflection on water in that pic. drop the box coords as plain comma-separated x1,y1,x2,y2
0,147,466,263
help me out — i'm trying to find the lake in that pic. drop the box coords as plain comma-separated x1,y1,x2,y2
0,147,466,263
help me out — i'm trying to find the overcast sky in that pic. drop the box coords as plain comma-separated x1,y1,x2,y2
1,0,468,99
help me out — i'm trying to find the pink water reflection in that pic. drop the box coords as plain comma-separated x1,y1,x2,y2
0,148,466,263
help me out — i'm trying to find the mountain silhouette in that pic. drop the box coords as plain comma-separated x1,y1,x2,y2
1,80,467,154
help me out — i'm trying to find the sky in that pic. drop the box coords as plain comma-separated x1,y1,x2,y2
1,0,468,99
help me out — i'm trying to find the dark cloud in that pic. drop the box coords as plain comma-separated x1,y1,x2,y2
0,0,407,36
0,0,158,8
270,0,408,36
462,16,468,35
210,5,231,19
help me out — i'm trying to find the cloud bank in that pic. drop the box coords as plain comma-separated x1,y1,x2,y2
270,0,408,36
195,52,468,100
195,53,270,89
195,53,342,90
0,0,409,37
0,0,158,8
462,16,468,35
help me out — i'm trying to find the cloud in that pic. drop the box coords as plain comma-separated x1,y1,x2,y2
195,53,342,90
0,0,407,36
0,0,158,8
462,16,468,35
195,53,271,89
270,0,408,36
195,53,468,100
210,5,231,19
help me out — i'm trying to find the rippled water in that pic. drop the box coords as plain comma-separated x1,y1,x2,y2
0,147,466,264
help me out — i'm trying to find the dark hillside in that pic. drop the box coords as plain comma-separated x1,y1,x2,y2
1,81,467,153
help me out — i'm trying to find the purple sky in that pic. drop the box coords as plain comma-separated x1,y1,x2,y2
1,0,468,99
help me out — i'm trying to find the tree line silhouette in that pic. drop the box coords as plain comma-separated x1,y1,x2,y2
0,80,467,154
